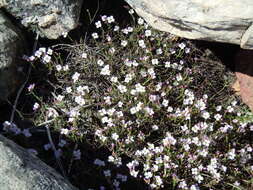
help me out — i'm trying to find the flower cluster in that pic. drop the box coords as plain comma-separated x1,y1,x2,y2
21,12,253,190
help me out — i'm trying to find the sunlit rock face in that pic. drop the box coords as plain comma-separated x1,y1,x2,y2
126,0,253,49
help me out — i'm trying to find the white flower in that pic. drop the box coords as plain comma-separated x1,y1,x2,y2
124,59,132,67
145,107,154,116
66,87,72,93
156,48,163,55
156,83,162,91
132,60,139,67
135,83,145,93
130,107,138,114
121,40,128,47
110,76,118,83
81,52,87,58
127,26,133,32
138,40,146,48
77,85,89,95
152,125,159,130
176,74,183,81
63,65,69,71
100,65,111,75
38,48,46,53
228,149,236,160
118,84,127,93
27,83,35,92
112,133,119,141
140,70,147,77
145,30,152,37
47,48,53,55
35,50,42,58
108,155,115,162
92,32,99,39
104,96,112,104
162,99,169,107
149,95,158,102
62,31,68,38
107,16,115,23
190,184,199,190
170,48,176,54
95,21,102,28
106,35,111,42
178,181,187,189
155,176,163,186
202,111,210,120
97,59,104,66
43,55,51,63
144,171,152,179
178,42,186,49
101,15,107,22
167,106,173,112
109,47,115,54
114,25,120,31
33,102,40,111
231,100,237,106
47,108,59,118
118,101,123,107
72,72,80,83
181,125,188,131
60,128,70,135
214,114,222,121
129,9,134,14
227,105,234,113
56,64,62,71
74,95,85,105
124,73,134,83
234,181,240,187
56,95,64,101
216,105,222,111
185,47,190,53
137,18,144,25
165,61,171,68
163,132,177,146
151,58,159,65
195,99,206,111
122,28,129,34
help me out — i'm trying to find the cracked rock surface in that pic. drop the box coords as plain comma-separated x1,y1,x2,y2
1,0,83,39
126,0,253,49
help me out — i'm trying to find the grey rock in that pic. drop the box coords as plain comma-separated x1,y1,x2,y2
0,134,78,190
0,11,24,101
125,0,253,49
2,0,83,39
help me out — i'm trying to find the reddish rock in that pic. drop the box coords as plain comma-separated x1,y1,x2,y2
235,49,253,112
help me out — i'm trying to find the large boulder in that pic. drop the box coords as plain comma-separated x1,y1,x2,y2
125,0,253,49
0,11,25,101
0,134,78,190
1,0,83,39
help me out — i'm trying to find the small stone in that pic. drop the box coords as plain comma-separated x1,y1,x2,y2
235,49,253,111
